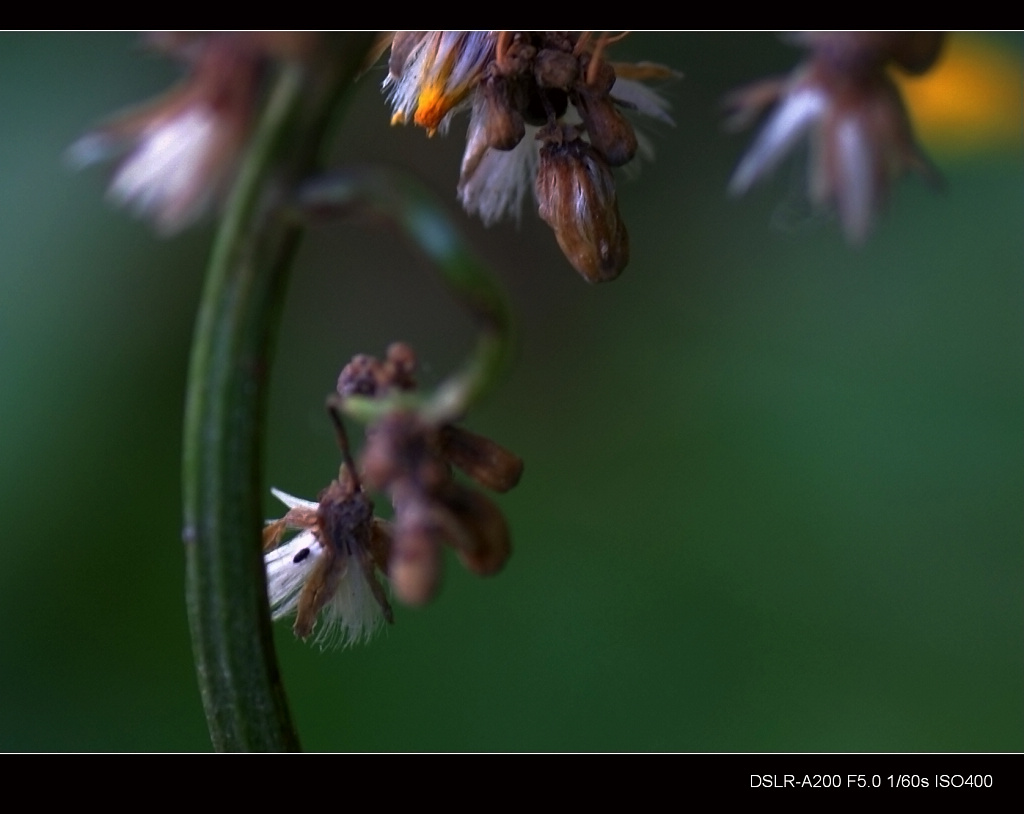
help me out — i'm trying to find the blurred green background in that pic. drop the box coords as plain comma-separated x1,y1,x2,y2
0,33,1020,751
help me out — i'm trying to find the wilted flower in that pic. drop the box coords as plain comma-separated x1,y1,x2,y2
361,410,521,605
263,480,392,647
385,32,497,134
338,344,524,605
727,32,945,243
383,32,675,281
68,34,315,234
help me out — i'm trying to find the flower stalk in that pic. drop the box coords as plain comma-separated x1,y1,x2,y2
298,166,514,425
181,33,375,752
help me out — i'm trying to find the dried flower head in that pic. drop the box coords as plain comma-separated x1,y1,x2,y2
361,409,520,605
264,485,392,646
385,32,497,134
68,33,316,234
727,32,945,243
383,32,675,281
339,345,524,606
263,408,393,646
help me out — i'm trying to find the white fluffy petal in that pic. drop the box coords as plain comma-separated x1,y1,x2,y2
835,116,875,243
729,85,828,196
611,77,675,126
316,558,389,648
264,531,322,620
108,107,221,233
458,128,540,227
270,488,319,511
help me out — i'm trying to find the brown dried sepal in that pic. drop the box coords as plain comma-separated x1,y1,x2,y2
536,124,629,282
262,505,318,551
293,548,342,639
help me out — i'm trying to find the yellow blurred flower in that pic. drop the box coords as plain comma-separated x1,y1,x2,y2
897,34,1023,157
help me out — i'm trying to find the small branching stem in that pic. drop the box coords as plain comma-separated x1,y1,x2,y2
299,167,514,424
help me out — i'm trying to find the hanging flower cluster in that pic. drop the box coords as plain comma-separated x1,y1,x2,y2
384,32,676,282
69,32,950,249
726,32,945,243
264,344,523,644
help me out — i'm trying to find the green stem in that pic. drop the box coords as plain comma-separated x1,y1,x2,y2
182,34,375,752
299,168,514,424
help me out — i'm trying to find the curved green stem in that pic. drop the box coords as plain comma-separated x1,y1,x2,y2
182,34,376,752
299,167,514,424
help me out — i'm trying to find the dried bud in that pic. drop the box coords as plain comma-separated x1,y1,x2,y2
336,343,521,606
572,57,638,167
536,125,630,282
479,74,528,151
534,47,579,91
440,485,511,576
382,342,418,391
361,411,450,494
390,494,444,605
439,425,523,493
575,94,638,167
337,342,417,398
337,354,381,398
461,73,527,182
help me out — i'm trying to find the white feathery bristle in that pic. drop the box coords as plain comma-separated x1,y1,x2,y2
265,531,322,620
270,488,319,511
458,128,539,227
611,77,675,126
835,116,874,243
108,107,219,232
729,85,828,196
